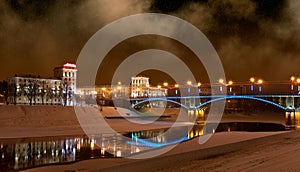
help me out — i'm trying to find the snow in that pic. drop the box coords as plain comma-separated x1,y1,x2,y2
0,105,295,171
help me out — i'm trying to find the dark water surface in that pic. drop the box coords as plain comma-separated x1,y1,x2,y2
0,122,285,171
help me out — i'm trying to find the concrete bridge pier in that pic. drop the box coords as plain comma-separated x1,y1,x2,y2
184,97,196,108
286,97,295,109
285,110,297,128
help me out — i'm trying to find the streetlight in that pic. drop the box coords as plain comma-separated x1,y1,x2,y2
290,76,295,91
174,84,179,95
249,77,255,92
290,76,296,82
297,78,300,92
257,79,263,92
228,80,233,93
218,78,224,84
197,82,201,94
218,78,225,92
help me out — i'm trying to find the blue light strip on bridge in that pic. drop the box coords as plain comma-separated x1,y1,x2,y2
131,95,292,111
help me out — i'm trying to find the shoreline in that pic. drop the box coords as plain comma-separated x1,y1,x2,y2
0,105,291,171
23,131,288,172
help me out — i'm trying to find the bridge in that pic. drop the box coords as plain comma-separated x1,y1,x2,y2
130,95,300,111
121,80,300,128
128,94,300,128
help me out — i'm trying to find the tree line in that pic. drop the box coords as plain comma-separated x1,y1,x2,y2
0,79,73,106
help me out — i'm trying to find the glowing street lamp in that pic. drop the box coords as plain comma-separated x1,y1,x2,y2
249,77,255,92
257,79,263,93
290,76,296,91
218,78,225,92
174,84,179,95
296,78,300,92
227,80,233,93
218,78,224,84
291,76,296,82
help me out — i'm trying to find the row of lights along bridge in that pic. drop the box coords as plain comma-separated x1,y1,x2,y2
126,76,300,98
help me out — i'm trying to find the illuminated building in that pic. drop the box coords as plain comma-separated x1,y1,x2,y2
7,63,77,106
54,63,77,106
130,76,167,98
131,76,150,98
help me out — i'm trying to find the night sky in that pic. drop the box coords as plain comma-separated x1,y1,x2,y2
1,0,300,85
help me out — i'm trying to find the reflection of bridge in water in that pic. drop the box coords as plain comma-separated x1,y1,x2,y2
129,94,300,128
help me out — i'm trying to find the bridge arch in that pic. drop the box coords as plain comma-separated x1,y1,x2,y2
131,97,190,110
196,95,287,110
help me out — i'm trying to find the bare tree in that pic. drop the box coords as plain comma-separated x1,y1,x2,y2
24,80,39,105
39,80,47,105
60,81,73,106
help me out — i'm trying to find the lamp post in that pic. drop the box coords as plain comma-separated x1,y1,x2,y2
228,80,233,94
290,76,295,92
257,79,263,93
297,78,300,93
174,84,179,95
187,81,192,93
250,77,255,92
218,78,225,93
197,82,201,94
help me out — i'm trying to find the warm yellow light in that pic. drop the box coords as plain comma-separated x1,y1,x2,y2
250,77,255,83
136,88,140,91
228,81,233,85
117,81,122,85
174,84,179,88
258,79,263,84
101,87,106,91
163,82,168,87
197,82,201,87
187,81,192,85
291,76,296,81
297,78,300,83
117,86,122,90
157,85,161,89
218,78,224,84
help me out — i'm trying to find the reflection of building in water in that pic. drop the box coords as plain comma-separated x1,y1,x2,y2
1,127,205,170
12,139,77,169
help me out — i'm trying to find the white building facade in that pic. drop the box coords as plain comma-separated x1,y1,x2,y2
130,76,167,98
7,63,77,106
